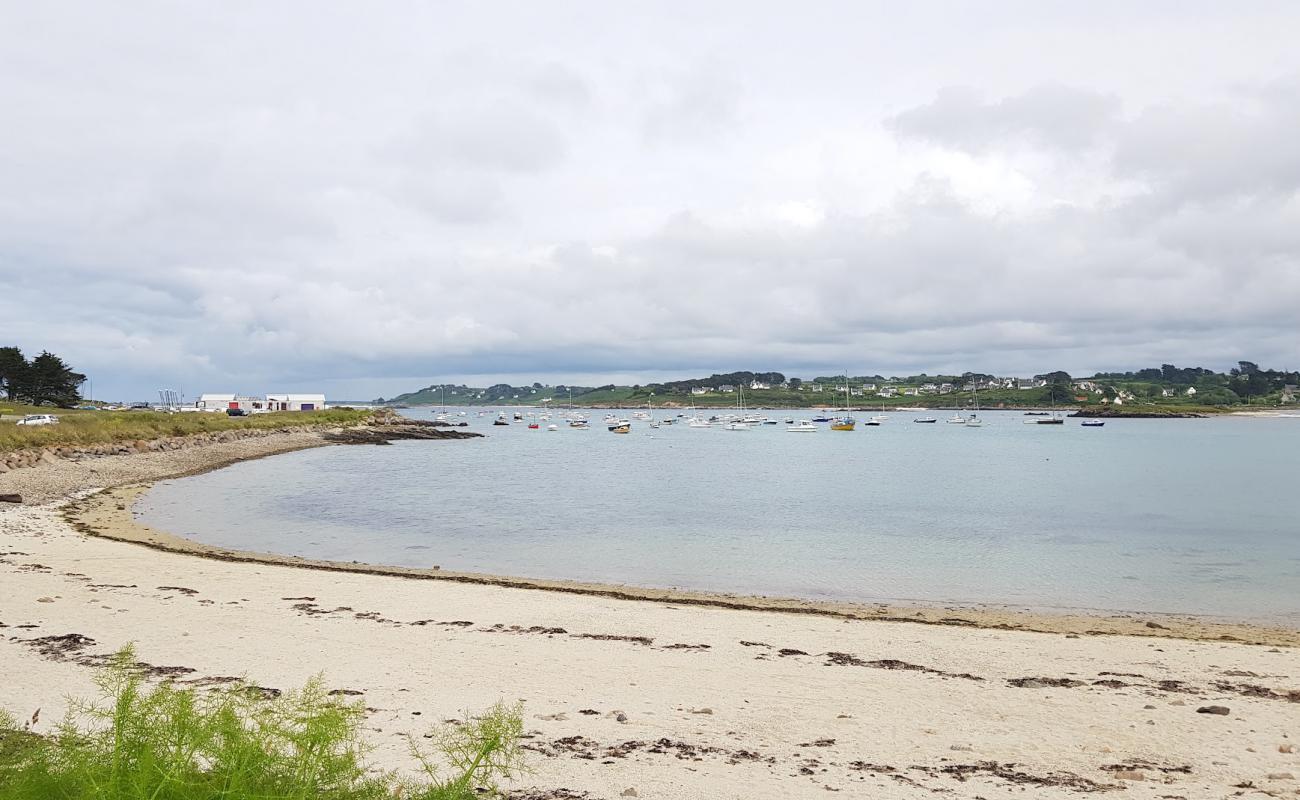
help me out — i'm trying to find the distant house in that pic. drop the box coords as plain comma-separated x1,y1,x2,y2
939,383,954,394
1161,388,1176,398
197,393,325,412
809,383,822,392
1185,386,1197,397
718,385,735,393
903,388,919,397
265,393,325,411
1016,378,1041,390
879,387,897,398
861,383,877,391
1072,380,1098,392
1283,385,1297,403
749,380,771,390
690,387,710,396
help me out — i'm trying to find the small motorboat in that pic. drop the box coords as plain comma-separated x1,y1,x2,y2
830,417,856,431
1081,419,1105,427
610,423,631,434
528,422,540,429
913,416,938,423
787,420,818,432
946,413,966,424
569,420,590,429
725,421,751,430
547,424,558,431
493,418,509,426
812,415,833,423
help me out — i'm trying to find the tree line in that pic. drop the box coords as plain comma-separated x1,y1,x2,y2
0,346,86,407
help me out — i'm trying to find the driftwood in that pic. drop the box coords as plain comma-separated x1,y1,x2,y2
0,494,22,504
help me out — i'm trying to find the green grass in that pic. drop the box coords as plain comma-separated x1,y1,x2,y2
0,408,373,453
0,647,524,799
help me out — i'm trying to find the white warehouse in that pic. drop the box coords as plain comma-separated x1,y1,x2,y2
195,393,326,412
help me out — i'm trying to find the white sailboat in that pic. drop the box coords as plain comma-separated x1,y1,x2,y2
725,385,751,430
965,384,983,427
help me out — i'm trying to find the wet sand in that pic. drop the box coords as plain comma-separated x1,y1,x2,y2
2,433,1298,798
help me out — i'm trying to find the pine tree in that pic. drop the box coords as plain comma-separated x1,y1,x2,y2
19,351,86,407
0,346,28,401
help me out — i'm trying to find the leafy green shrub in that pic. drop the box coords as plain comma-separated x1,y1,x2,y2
0,647,523,799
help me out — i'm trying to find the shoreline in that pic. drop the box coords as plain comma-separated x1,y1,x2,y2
67,484,1300,647
3,430,1299,797
1,427,1288,646
0,429,1274,647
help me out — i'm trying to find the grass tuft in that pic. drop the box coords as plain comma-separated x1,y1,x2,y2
0,646,524,799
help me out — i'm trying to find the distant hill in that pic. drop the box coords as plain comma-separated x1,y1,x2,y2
378,362,1298,409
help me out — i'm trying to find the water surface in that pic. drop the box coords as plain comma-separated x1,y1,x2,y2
137,410,1300,624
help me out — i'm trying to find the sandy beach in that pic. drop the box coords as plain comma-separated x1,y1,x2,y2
2,434,1298,798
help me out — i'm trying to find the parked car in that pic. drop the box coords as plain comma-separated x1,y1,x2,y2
225,408,250,417
16,414,59,426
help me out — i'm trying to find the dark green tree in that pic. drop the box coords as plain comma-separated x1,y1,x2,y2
1046,382,1075,403
0,346,27,401
19,351,86,407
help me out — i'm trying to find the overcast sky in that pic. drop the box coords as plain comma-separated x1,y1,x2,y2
3,2,1299,400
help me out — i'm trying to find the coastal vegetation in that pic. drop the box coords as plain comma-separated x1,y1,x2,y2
0,347,86,408
0,647,524,799
381,361,1299,410
0,406,373,454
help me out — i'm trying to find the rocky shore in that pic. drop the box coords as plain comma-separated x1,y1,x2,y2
0,416,480,505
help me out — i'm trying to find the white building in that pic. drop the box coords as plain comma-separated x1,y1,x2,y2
195,393,325,412
749,380,771,390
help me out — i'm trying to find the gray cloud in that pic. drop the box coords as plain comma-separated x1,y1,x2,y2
1,2,1298,400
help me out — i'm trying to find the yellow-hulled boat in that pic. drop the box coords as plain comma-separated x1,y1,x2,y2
610,423,631,434
830,417,856,431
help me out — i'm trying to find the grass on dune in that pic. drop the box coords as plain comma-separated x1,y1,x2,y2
0,647,524,799
0,408,373,453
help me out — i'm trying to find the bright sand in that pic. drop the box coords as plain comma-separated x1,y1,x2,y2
2,435,1298,798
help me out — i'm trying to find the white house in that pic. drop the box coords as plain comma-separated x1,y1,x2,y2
690,387,710,396
265,393,326,411
1185,386,1197,397
750,380,771,390
196,393,325,412
718,385,736,393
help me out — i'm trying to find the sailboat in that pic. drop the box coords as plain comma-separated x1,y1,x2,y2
831,378,856,430
965,384,983,427
1036,395,1065,424
434,385,448,423
725,386,751,430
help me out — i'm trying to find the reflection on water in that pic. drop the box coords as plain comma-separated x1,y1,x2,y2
137,410,1300,623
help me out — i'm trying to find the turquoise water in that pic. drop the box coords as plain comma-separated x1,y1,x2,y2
136,410,1300,623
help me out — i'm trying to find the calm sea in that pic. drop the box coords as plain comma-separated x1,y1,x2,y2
136,409,1300,624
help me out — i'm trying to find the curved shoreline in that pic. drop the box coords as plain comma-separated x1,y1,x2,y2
56,445,1300,647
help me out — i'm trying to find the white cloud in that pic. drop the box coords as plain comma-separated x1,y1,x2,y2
1,2,1298,399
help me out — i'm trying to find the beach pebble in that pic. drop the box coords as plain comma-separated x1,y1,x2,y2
1266,772,1294,780
1113,770,1145,781
615,712,628,723
1280,744,1295,754
1196,705,1231,715
621,789,639,797
36,597,54,603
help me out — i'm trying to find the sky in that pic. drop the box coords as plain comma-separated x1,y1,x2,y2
2,2,1299,401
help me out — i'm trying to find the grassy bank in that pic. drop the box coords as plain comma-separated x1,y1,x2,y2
0,407,373,453
0,647,523,799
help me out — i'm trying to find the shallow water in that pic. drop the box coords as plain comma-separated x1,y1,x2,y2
137,410,1300,623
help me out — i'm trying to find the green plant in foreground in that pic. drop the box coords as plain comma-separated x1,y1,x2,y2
0,647,524,799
